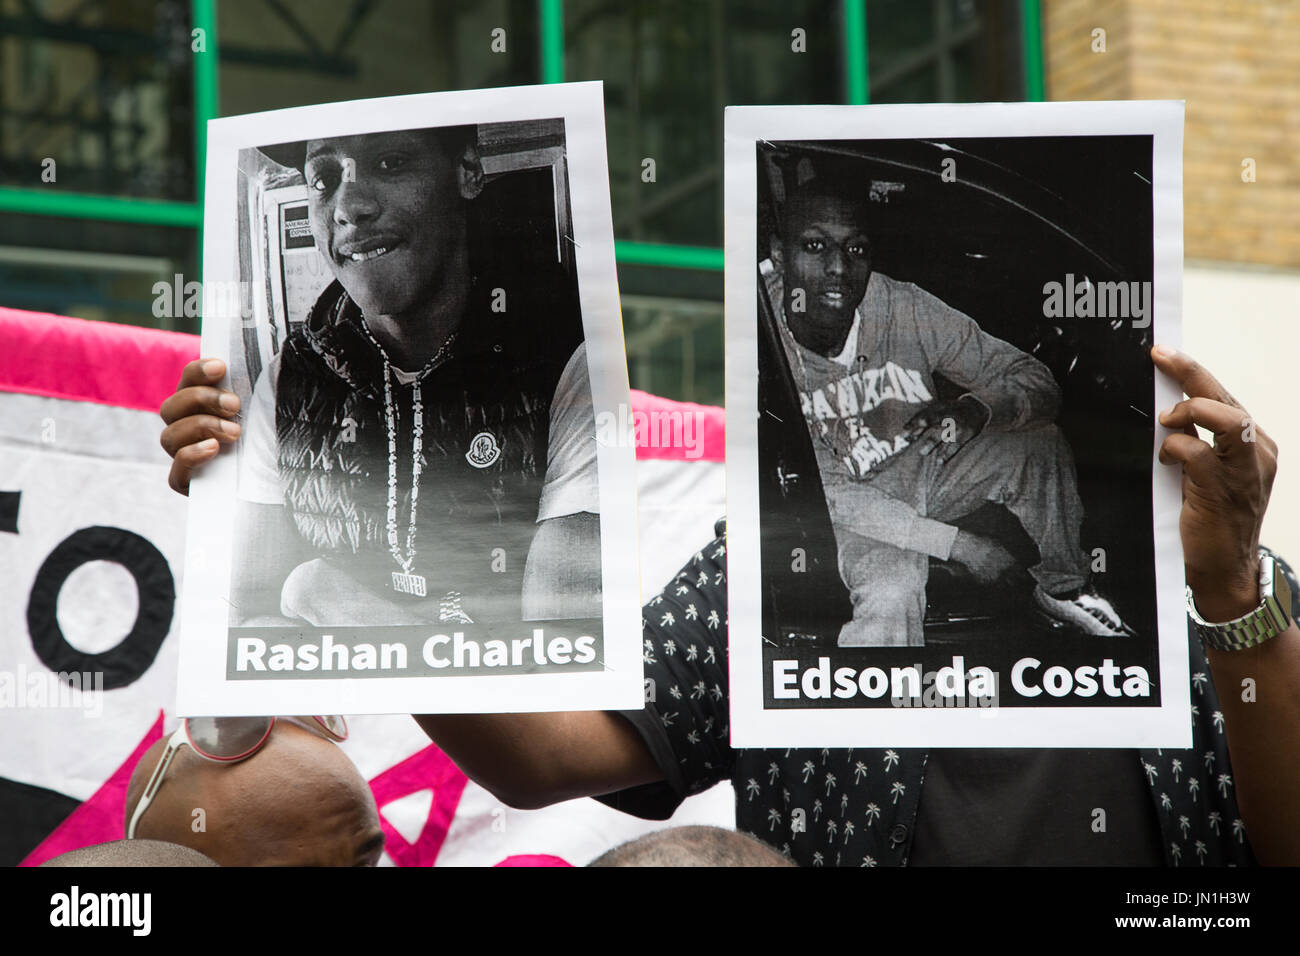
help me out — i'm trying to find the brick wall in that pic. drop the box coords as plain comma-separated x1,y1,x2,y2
1043,0,1300,267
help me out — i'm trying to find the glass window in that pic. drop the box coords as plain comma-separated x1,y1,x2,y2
218,0,539,116
565,0,843,248
0,212,199,332
618,262,722,404
868,0,1024,103
0,0,196,200
622,294,724,406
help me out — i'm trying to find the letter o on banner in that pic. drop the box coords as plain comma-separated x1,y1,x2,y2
26,526,175,689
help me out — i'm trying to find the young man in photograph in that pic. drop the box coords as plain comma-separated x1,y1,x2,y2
763,177,1134,646
201,126,600,628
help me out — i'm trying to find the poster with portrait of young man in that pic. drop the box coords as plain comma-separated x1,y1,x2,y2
725,101,1191,748
177,82,642,716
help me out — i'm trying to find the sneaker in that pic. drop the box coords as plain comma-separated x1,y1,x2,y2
1033,585,1137,637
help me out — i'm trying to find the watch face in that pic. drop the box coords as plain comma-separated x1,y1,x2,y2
1270,555,1293,620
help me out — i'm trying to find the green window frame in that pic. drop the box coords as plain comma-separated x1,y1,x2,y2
0,0,216,229
0,0,1045,271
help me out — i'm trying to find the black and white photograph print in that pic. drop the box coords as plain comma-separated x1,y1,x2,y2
231,120,587,629
177,83,643,717
725,101,1191,749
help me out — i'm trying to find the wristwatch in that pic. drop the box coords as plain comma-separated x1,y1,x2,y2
1187,550,1293,652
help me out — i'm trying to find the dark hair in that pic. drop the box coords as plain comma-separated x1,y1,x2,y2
777,177,871,239
429,124,477,160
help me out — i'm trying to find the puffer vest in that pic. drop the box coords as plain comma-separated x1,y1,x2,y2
274,275,578,623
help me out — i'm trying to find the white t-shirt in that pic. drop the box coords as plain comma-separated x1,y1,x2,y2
830,308,863,368
238,342,600,521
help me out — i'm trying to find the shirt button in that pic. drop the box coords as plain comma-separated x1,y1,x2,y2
888,824,909,847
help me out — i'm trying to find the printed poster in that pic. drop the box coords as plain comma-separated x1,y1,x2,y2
179,82,642,715
724,101,1189,747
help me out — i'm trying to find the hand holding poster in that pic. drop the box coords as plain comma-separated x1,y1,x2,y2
178,82,642,716
724,101,1189,748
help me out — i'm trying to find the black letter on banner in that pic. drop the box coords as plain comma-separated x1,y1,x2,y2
0,491,18,533
27,526,175,689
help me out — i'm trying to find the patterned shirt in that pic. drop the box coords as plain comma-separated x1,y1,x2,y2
599,520,1292,867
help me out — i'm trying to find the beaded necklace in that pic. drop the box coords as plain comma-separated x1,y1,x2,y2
358,318,457,597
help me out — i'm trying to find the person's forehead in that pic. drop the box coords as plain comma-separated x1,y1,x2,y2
226,731,379,863
788,196,869,234
289,800,383,864
305,129,441,163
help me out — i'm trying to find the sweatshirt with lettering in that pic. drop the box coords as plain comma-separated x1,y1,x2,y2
766,267,1061,560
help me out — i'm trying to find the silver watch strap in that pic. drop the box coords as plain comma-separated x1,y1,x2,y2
1187,552,1293,652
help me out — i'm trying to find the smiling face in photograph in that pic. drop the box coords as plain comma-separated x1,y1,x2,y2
304,129,477,317
773,189,873,345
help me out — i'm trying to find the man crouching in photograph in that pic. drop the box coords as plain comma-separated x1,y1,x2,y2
227,126,600,628
764,176,1134,647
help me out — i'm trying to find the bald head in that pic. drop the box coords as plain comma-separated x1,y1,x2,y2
42,839,217,867
125,720,383,866
589,826,796,867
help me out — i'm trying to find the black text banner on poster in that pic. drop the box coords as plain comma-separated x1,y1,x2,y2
227,620,603,679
